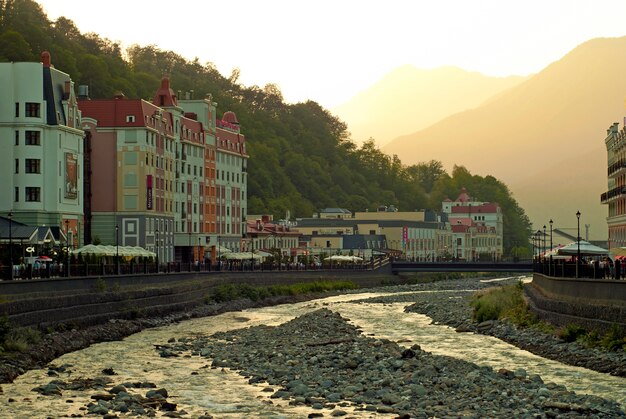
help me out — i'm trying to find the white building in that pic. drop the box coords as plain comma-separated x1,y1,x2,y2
443,188,503,260
0,51,84,247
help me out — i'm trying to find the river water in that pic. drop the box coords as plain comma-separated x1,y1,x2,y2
1,288,625,418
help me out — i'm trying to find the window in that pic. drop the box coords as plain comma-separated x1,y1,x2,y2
14,187,19,202
126,115,136,123
25,187,41,202
25,131,40,145
25,102,40,117
15,103,19,117
25,159,40,173
15,159,19,174
15,131,19,145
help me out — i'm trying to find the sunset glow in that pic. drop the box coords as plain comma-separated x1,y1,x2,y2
37,0,626,108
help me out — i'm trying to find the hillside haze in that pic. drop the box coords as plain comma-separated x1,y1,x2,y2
383,37,626,240
332,65,525,146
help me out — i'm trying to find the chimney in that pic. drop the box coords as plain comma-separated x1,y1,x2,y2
77,85,90,100
41,51,51,68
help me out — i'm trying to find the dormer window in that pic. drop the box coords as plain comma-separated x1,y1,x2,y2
126,115,136,123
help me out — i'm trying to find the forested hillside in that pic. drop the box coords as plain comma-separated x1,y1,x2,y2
0,0,531,255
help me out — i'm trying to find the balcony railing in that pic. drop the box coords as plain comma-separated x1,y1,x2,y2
600,185,626,203
608,159,626,177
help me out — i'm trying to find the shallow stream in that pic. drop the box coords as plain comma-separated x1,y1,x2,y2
1,290,624,418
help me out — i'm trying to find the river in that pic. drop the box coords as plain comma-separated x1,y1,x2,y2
1,288,624,418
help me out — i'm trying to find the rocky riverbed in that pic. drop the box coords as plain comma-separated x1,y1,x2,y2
0,294,319,385
356,277,626,377
156,307,624,417
1,276,625,417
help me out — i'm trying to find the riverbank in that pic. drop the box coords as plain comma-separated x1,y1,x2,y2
359,277,626,377
157,306,624,417
1,276,624,391
0,293,328,385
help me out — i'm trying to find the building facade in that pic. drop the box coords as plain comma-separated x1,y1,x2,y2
79,93,176,262
601,121,626,249
296,207,451,260
215,111,248,251
442,188,503,260
78,77,247,264
0,52,84,249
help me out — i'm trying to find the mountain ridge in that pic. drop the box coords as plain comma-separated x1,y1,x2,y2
382,36,626,239
332,64,526,146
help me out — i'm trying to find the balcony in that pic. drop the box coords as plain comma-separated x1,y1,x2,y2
608,159,626,177
600,185,626,203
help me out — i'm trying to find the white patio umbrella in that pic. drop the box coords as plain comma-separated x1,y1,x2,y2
556,240,610,257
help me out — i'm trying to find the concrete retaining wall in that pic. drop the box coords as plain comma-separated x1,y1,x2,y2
526,274,626,334
0,269,402,329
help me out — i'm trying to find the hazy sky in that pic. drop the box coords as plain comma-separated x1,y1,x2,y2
37,0,626,108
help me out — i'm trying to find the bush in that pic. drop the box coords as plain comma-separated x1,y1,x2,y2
557,324,587,342
206,280,358,304
1,325,41,353
598,324,626,351
470,282,525,323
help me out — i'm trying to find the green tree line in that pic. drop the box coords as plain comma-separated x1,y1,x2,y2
0,0,532,255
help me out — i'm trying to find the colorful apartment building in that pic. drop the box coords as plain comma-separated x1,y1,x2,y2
215,111,248,251
78,77,247,263
601,121,626,249
0,51,84,248
176,93,218,260
79,91,177,262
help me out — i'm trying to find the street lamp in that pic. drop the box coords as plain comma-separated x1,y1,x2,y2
155,228,159,273
198,237,201,269
576,211,581,278
543,225,546,256
549,219,553,250
531,232,535,265
250,237,254,271
217,235,221,271
8,211,13,280
115,224,119,275
549,219,554,276
65,219,70,277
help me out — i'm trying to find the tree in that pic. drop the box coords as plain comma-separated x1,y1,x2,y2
0,30,33,61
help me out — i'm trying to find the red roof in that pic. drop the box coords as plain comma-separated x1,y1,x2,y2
455,187,471,203
78,98,163,129
452,224,469,233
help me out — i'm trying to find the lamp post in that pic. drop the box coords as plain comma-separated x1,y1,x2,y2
576,211,581,278
155,228,159,273
198,237,201,269
549,219,554,276
549,219,553,250
115,224,119,275
531,232,535,267
250,237,254,271
8,211,13,280
217,235,221,271
65,219,70,277
543,225,546,257
188,230,191,268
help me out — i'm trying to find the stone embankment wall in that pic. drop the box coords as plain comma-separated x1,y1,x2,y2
526,274,626,333
0,269,401,330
